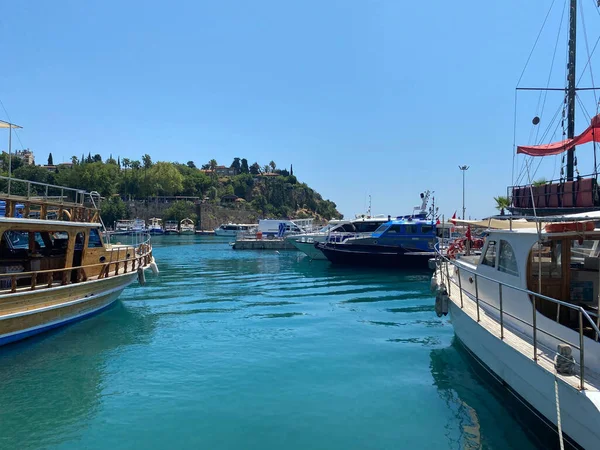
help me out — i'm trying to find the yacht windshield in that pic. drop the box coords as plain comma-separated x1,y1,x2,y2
374,224,389,234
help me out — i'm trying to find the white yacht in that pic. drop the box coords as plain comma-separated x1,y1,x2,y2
180,218,195,235
432,218,600,449
214,223,256,237
286,216,389,260
148,217,164,235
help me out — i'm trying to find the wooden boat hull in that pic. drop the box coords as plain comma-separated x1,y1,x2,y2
0,270,141,346
318,243,434,269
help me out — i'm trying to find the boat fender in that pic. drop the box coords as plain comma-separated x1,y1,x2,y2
434,288,449,317
428,258,437,271
150,258,159,275
430,275,438,294
554,344,575,375
137,267,146,286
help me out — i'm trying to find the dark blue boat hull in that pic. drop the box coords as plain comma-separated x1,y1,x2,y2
317,243,434,269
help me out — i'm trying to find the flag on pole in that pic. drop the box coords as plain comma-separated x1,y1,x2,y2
450,211,457,225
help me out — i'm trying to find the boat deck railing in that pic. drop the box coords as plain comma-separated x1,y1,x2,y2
0,176,101,223
435,246,600,391
0,236,153,296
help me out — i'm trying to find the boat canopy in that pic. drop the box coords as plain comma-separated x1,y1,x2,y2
453,218,537,229
517,114,600,156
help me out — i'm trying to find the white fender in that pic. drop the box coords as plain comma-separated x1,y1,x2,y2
430,276,438,294
150,258,159,275
434,288,449,317
137,267,146,286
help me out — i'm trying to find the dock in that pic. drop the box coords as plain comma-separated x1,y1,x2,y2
232,238,296,250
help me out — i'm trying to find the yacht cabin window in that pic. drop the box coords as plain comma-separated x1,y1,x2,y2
421,225,433,234
405,225,417,234
498,240,518,276
385,224,403,234
481,240,497,268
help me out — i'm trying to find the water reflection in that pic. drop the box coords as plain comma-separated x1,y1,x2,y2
430,339,552,450
0,303,157,450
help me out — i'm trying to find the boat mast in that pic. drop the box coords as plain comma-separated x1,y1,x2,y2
566,0,577,181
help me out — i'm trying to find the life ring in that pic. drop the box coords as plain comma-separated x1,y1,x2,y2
544,221,595,233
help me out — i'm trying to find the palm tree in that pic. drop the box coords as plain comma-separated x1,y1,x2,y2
494,195,511,216
269,160,276,172
209,159,217,171
532,178,547,187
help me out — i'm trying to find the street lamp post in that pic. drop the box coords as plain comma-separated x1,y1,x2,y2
0,121,23,193
459,165,469,219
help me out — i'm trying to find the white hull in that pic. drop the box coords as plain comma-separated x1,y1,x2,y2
214,229,238,237
450,300,600,449
290,240,327,260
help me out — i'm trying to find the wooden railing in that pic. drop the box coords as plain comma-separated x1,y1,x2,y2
435,247,600,391
0,241,153,295
0,176,100,222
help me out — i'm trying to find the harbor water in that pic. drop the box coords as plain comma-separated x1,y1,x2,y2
0,236,544,449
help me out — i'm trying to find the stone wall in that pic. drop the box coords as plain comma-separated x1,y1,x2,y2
123,200,260,231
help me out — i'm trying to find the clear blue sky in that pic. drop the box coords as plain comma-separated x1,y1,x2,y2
1,1,599,219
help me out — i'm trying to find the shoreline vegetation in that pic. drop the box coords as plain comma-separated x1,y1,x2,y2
0,153,342,226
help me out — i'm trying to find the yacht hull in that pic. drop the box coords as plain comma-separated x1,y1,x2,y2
319,243,433,269
290,240,327,260
450,300,599,449
0,270,142,346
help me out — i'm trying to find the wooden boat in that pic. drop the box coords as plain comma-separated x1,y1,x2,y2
0,176,157,346
179,218,195,234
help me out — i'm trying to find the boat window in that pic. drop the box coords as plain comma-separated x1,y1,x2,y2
373,224,388,234
405,225,417,234
88,229,103,248
383,224,402,234
357,222,386,233
421,225,433,234
481,240,497,268
498,240,518,276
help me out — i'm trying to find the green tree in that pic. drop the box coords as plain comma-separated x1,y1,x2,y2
231,157,241,172
148,162,184,196
269,160,276,172
187,161,196,169
100,196,127,227
93,154,102,163
163,200,196,223
142,154,153,169
71,155,79,165
249,162,260,175
494,195,511,216
241,158,249,174
48,153,54,165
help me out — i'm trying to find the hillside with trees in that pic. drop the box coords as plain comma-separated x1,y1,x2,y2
0,153,342,226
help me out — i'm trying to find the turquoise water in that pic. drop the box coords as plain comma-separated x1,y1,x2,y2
0,236,545,449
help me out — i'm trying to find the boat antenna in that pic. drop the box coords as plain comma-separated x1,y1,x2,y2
367,195,371,218
566,0,577,181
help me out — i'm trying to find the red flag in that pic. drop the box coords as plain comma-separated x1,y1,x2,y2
436,218,440,225
450,211,457,225
466,224,472,241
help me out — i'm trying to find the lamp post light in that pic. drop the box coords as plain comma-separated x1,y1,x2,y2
459,165,469,219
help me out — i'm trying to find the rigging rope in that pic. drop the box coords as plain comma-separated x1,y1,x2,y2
0,98,25,151
516,0,558,88
579,0,598,106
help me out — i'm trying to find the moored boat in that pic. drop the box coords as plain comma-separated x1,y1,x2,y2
214,223,256,237
148,217,164,235
317,217,437,269
433,216,600,449
179,218,195,234
164,220,179,235
0,176,157,346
